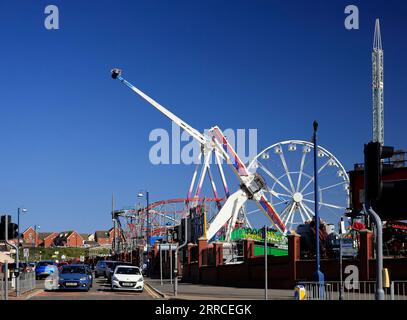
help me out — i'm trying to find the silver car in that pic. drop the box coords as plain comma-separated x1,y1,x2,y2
94,260,111,278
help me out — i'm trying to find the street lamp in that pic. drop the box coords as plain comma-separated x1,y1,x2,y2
339,216,345,300
312,121,325,294
138,191,150,274
17,208,28,249
16,207,27,297
34,225,40,248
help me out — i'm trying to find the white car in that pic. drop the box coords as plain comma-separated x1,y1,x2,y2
111,265,144,292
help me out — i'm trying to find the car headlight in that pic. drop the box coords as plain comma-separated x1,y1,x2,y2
80,277,87,281
112,276,119,282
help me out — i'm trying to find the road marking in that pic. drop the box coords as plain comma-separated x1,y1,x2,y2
145,285,160,299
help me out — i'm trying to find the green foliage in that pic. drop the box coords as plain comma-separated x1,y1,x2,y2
26,247,91,262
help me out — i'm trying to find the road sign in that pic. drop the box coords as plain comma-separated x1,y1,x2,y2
23,248,29,258
80,255,84,262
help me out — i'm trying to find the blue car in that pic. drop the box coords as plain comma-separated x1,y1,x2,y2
58,264,91,291
35,260,58,280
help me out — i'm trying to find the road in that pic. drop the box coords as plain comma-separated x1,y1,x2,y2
28,276,162,300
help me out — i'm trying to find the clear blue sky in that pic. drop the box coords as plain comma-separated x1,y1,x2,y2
0,1,406,233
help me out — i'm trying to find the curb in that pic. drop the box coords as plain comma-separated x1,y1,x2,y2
145,282,168,299
24,289,44,300
7,289,43,300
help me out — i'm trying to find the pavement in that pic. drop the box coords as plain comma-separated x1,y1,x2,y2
146,279,294,300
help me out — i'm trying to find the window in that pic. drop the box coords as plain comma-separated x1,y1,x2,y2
61,266,86,274
115,267,140,275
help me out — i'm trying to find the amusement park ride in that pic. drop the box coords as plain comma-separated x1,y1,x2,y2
109,68,350,251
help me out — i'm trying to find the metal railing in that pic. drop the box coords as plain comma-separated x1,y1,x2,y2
1,271,36,299
300,281,407,300
0,273,3,300
19,271,36,295
390,281,407,300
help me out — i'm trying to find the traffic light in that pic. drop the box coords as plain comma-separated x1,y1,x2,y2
8,222,19,239
0,215,11,240
0,215,18,240
364,141,394,201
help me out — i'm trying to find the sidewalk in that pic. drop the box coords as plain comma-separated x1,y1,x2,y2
146,279,294,300
6,288,43,300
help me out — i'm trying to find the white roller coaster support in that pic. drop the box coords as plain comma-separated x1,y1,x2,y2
187,151,203,201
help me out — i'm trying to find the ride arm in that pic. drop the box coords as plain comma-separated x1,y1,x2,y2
111,68,207,146
210,126,286,233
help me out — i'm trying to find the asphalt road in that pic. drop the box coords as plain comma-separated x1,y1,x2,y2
29,276,161,300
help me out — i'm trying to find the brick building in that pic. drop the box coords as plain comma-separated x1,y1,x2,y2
53,231,84,247
94,228,121,246
22,227,39,247
38,232,58,248
94,230,110,246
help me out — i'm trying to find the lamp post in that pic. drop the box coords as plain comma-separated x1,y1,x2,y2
339,217,345,300
34,225,40,252
138,191,150,275
16,207,27,297
312,121,325,295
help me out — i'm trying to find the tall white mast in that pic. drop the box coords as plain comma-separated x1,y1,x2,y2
372,18,384,145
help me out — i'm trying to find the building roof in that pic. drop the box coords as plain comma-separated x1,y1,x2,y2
80,233,90,240
22,226,35,234
38,232,55,240
95,231,110,239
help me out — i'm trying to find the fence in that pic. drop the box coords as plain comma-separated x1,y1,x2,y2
1,271,36,299
0,273,3,300
19,271,36,295
300,281,407,300
390,281,407,300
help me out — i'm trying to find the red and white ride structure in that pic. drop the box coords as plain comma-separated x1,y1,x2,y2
110,68,350,248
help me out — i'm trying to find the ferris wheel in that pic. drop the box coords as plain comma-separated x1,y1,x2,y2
246,140,350,231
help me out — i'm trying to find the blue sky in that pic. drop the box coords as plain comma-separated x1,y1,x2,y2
0,1,406,233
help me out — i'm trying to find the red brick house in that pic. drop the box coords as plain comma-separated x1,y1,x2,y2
94,228,121,246
94,230,110,246
22,227,39,247
53,231,84,247
38,232,58,248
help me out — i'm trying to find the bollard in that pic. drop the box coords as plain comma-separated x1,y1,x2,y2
294,285,306,300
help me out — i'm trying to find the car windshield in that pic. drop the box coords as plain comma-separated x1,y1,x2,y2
37,261,54,267
61,266,86,274
115,267,140,275
96,261,105,267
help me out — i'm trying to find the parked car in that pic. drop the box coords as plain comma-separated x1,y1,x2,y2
35,261,58,280
58,264,92,291
106,261,133,282
111,265,144,292
94,260,108,278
